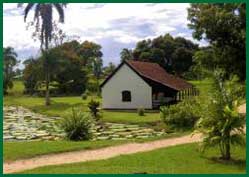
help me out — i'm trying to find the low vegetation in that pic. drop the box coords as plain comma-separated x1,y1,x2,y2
87,99,101,121
19,143,246,174
60,108,93,141
137,107,145,116
160,98,200,130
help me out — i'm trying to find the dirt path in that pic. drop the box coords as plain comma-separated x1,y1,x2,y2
4,103,246,174
238,103,246,115
4,133,201,174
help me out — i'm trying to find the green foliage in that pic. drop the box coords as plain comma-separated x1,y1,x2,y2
120,48,133,62
185,48,214,80
195,70,246,160
87,99,101,121
3,47,18,95
22,39,104,96
160,98,200,129
137,107,145,116
19,3,67,106
23,58,43,95
103,62,116,77
59,108,93,141
81,93,88,100
188,4,246,80
132,33,198,76
18,3,66,50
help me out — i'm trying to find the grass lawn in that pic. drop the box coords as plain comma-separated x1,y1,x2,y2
19,143,246,174
3,131,188,162
3,140,129,162
4,80,212,126
102,111,160,124
4,81,161,125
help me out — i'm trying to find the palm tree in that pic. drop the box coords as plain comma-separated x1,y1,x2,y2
3,47,18,94
18,3,67,106
196,70,245,160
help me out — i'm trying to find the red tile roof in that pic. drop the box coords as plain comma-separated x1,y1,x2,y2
126,60,193,91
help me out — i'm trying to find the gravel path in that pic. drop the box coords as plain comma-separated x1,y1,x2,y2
4,133,201,174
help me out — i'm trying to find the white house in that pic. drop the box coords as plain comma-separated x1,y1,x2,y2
100,60,195,109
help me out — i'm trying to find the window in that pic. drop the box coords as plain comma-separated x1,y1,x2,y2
122,90,131,102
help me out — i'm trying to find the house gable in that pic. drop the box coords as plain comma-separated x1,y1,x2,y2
101,63,152,109
100,61,150,88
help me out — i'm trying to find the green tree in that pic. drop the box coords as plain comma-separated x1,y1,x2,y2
92,58,103,95
18,3,67,105
195,70,245,160
23,57,43,95
120,48,133,62
172,47,193,76
78,41,103,66
46,42,88,95
103,62,116,77
131,34,198,76
3,47,18,94
188,3,246,80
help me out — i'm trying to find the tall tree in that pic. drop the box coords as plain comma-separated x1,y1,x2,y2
3,47,18,94
18,3,67,105
103,62,116,77
78,41,103,66
23,57,43,95
92,57,103,95
131,33,198,76
120,48,133,62
188,3,246,80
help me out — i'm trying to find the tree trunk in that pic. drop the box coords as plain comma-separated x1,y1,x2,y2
224,141,231,160
44,40,50,106
45,69,50,106
97,77,100,96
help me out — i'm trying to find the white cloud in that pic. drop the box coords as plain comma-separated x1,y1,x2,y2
3,3,207,65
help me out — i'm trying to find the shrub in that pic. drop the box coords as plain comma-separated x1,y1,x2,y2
137,107,145,116
88,99,101,121
160,98,200,129
81,93,87,100
59,108,93,141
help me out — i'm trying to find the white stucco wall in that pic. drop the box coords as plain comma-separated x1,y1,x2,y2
102,64,152,109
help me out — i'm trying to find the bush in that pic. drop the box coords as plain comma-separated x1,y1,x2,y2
137,107,145,116
59,108,93,141
88,99,101,121
160,98,200,129
81,93,87,100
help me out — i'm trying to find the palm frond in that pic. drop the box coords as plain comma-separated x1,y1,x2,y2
230,134,246,146
34,4,41,20
24,3,35,22
17,3,23,8
53,4,65,23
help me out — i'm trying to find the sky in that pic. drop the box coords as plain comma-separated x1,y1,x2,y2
3,3,208,68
